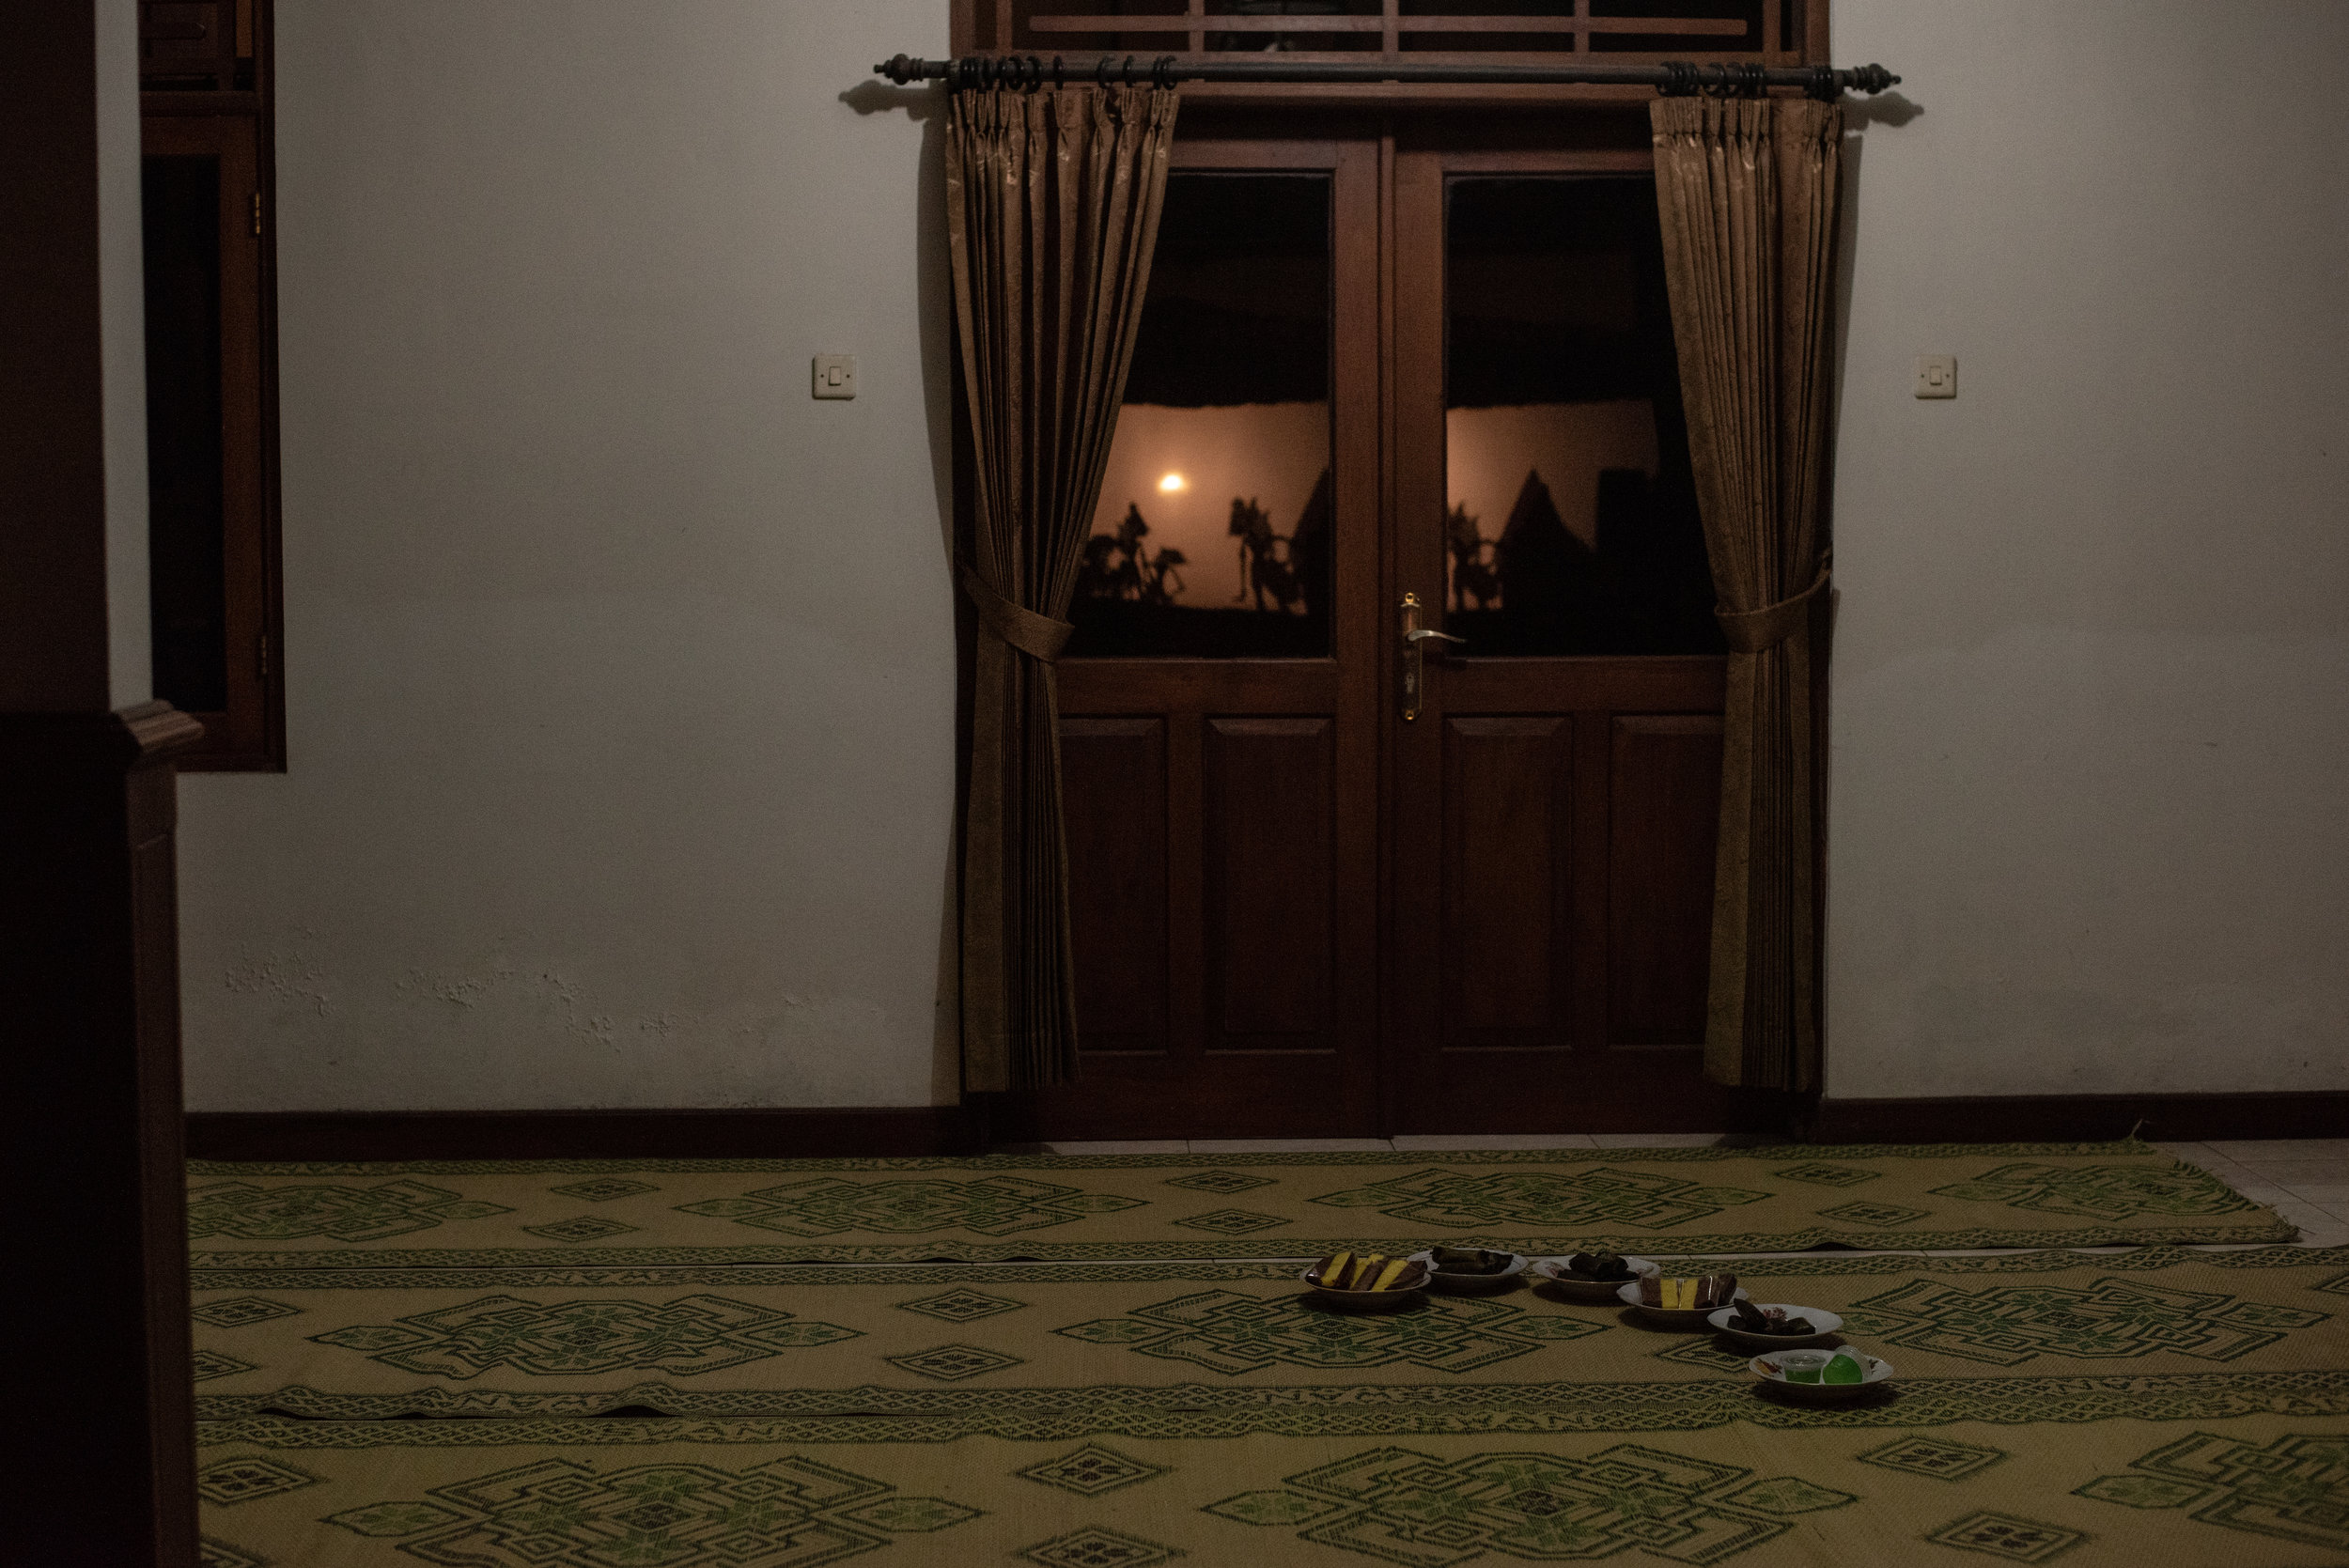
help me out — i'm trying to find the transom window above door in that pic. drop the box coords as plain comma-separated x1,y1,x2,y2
957,1,1824,66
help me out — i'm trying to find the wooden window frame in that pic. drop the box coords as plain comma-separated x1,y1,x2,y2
954,1,1832,96
140,0,283,770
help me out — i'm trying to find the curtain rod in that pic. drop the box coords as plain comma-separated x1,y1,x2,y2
873,54,1899,100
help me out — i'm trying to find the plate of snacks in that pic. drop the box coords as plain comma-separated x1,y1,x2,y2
1531,1252,1660,1302
1707,1300,1843,1349
1302,1250,1429,1312
1618,1272,1747,1327
1749,1347,1891,1402
1408,1248,1528,1294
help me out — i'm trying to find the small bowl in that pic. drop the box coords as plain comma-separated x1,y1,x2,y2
1617,1277,1750,1327
1706,1304,1844,1350
1408,1250,1527,1295
1530,1256,1660,1303
1299,1261,1429,1313
1749,1348,1892,1402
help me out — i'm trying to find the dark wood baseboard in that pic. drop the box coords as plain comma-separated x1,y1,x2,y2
186,1105,988,1161
185,1094,2347,1160
1808,1092,2349,1145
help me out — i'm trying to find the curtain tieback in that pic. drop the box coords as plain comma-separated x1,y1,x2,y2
1715,567,1830,653
958,561,1074,662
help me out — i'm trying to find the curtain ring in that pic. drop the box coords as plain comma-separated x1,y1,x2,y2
1152,55,1175,89
1052,55,1064,88
1121,54,1137,85
1095,55,1111,88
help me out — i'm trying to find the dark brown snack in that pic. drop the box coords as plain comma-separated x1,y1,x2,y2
1693,1273,1739,1309
1726,1299,1820,1336
1563,1251,1635,1281
1432,1246,1509,1275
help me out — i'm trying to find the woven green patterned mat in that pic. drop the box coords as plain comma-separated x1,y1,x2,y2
185,1141,2293,1266
191,1247,2349,1566
190,1247,2349,1425
194,1411,2349,1567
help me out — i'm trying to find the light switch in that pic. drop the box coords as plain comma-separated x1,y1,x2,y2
812,352,857,400
1915,354,1956,398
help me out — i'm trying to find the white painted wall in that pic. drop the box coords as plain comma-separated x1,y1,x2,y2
1825,1,2349,1095
178,0,958,1109
180,0,2349,1110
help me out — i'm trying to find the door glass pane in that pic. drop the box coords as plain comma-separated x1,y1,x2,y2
1444,176,1721,657
143,152,229,711
1067,172,1333,659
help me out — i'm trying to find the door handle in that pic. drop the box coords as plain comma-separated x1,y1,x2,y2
1399,593,1465,722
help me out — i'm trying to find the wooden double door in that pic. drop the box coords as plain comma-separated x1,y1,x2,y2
1023,123,1755,1140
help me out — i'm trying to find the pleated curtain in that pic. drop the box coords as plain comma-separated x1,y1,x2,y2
944,85,1178,1093
1648,96,1843,1092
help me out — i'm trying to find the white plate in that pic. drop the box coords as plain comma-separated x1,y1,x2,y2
1616,1278,1749,1327
1299,1263,1428,1312
1749,1348,1892,1402
1705,1304,1843,1349
1407,1250,1528,1293
1529,1256,1660,1302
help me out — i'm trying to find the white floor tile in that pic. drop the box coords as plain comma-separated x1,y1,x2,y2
2234,1160,2349,1187
2276,1183,2349,1211
1187,1138,1394,1154
1389,1134,1600,1151
2204,1139,2349,1161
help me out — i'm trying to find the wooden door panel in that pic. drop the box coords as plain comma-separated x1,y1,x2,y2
1384,142,1760,1134
1010,135,1381,1140
1206,717,1336,1047
1441,716,1571,1043
1063,717,1170,1053
1608,714,1724,1046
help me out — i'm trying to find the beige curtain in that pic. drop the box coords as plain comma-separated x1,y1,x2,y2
944,85,1178,1093
1649,96,1843,1092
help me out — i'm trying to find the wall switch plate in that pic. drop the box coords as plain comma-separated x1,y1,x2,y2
1915,354,1956,398
812,353,857,399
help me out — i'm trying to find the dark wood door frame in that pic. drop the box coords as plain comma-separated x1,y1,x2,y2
1022,136,1385,1141
1005,109,1791,1140
1378,135,1766,1133
5,9,205,1564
